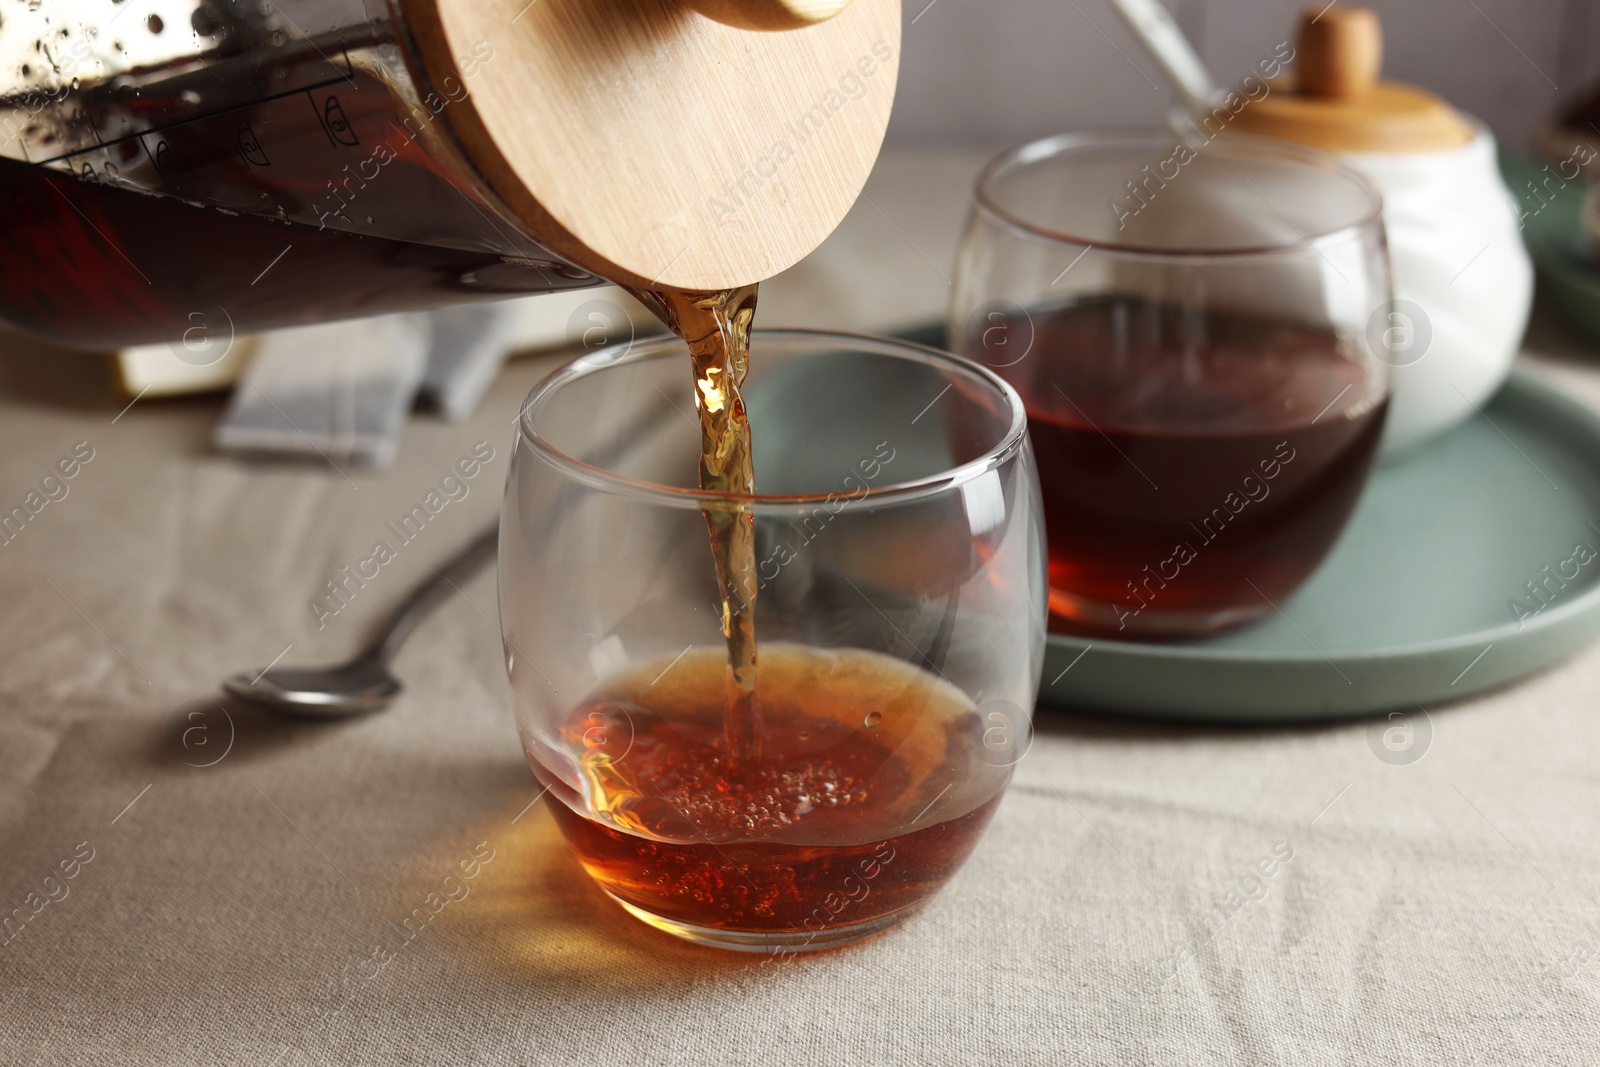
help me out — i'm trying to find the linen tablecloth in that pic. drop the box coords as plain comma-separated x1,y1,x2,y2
3,148,1600,1065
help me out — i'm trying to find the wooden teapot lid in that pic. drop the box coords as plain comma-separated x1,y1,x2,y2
399,0,898,289
682,0,854,31
1227,6,1473,153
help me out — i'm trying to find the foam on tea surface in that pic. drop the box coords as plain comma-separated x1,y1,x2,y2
546,644,1008,933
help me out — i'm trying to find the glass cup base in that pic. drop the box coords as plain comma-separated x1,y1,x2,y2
603,890,914,953
1048,587,1270,639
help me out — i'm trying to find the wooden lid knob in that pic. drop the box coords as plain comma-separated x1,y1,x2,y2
680,0,853,31
1223,4,1471,152
1296,6,1381,98
399,0,898,290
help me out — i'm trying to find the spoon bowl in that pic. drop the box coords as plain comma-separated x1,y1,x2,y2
224,658,402,718
221,525,497,720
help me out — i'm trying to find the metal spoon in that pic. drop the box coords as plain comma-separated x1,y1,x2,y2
222,388,685,719
1105,0,1222,126
224,523,499,718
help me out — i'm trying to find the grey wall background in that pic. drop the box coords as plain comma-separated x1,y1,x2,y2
887,0,1600,150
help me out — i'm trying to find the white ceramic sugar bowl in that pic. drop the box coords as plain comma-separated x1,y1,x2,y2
1230,7,1533,457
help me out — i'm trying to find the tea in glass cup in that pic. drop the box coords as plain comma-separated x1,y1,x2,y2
500,331,1046,951
951,133,1392,637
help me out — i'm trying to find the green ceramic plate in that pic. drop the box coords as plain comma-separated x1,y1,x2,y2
893,325,1600,722
1503,153,1600,347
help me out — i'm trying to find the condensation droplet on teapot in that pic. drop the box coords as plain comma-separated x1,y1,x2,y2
863,711,882,727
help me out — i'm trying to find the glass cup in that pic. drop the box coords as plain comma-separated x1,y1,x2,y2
950,132,1393,638
500,330,1046,952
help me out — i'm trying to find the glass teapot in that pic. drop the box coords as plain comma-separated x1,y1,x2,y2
0,0,899,347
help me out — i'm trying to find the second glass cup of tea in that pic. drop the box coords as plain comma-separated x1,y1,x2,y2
500,331,1045,952
951,132,1392,638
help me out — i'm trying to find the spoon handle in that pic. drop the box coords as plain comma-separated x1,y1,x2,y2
1105,0,1219,122
363,523,499,665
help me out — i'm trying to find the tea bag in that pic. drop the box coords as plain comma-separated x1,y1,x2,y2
214,314,432,468
419,291,655,420
418,304,518,422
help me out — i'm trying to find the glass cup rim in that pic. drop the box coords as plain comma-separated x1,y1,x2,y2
973,129,1386,260
517,328,1031,512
